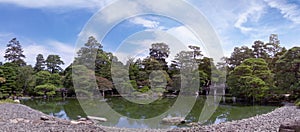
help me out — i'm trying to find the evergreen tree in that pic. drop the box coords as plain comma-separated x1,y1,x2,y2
149,43,170,70
75,36,102,69
4,38,26,66
45,55,64,73
227,58,273,101
0,63,18,97
275,47,300,98
34,54,45,72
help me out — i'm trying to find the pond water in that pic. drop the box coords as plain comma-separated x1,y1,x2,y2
21,96,278,129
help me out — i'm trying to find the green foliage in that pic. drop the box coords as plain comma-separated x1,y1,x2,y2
76,36,102,67
35,84,57,96
0,98,15,104
46,55,64,73
227,46,254,69
62,64,74,95
0,63,17,96
4,38,26,66
33,70,61,96
34,54,45,72
49,73,62,87
275,47,300,98
153,88,166,93
16,65,35,95
149,43,170,70
295,98,300,107
227,58,273,101
72,65,97,97
139,86,150,93
35,71,52,86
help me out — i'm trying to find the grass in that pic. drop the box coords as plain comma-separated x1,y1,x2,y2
0,99,16,104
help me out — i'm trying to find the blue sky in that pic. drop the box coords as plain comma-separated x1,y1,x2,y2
0,0,300,68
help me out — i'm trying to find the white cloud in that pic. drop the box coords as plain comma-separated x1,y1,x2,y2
22,40,75,69
129,17,160,29
234,2,265,33
0,0,112,12
0,38,75,69
265,0,300,24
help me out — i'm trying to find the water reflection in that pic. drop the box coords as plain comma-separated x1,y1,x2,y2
21,96,277,128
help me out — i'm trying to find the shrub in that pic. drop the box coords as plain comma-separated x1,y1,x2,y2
295,99,300,107
0,99,15,104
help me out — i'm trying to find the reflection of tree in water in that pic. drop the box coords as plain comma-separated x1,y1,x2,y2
106,97,177,119
22,98,86,120
22,97,277,128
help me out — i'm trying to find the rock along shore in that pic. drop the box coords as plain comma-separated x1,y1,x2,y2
0,103,299,132
171,106,300,132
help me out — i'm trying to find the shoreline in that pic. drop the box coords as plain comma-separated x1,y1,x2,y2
0,103,299,132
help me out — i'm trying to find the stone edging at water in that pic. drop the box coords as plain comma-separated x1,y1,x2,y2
171,106,300,132
0,103,299,132
0,103,105,132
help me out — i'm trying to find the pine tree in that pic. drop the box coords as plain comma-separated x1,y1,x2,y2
34,54,45,72
45,55,64,73
4,38,26,66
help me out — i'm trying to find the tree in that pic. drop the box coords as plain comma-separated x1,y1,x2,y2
227,46,254,69
96,76,113,97
0,69,6,98
95,50,114,80
0,63,17,97
34,54,45,72
188,45,203,59
149,43,170,70
227,58,273,101
34,70,62,97
72,65,97,97
4,38,26,66
172,50,201,94
35,84,57,97
62,64,75,96
35,71,51,86
16,65,35,95
46,55,64,73
75,36,103,69
275,47,300,98
252,40,268,59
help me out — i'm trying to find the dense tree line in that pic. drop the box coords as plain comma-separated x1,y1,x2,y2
0,38,64,98
0,34,299,102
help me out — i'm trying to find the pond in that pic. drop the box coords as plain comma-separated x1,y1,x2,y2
21,96,278,129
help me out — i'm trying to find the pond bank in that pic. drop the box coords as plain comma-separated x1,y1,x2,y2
0,103,105,132
0,103,299,132
171,105,300,132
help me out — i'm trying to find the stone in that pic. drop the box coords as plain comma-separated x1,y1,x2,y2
279,120,300,132
186,122,199,127
87,116,107,122
40,116,50,121
10,119,18,124
44,121,56,124
78,118,87,121
23,120,30,123
13,100,20,103
16,118,24,122
71,120,83,125
162,117,186,124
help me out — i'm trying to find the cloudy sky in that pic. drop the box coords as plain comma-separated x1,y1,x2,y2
0,0,300,68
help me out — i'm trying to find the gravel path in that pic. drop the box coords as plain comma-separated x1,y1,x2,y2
171,106,300,132
0,103,299,132
0,103,105,132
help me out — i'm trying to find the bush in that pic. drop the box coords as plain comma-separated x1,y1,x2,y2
295,99,300,107
0,99,15,104
138,86,150,93
153,88,166,93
